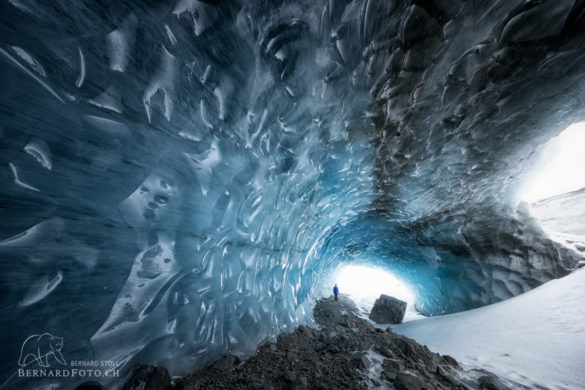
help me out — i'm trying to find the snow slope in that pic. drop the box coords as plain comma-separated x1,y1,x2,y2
531,187,585,236
394,268,585,389
530,187,585,258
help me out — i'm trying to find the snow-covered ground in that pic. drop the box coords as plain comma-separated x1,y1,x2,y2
530,187,585,258
530,187,585,236
394,267,585,390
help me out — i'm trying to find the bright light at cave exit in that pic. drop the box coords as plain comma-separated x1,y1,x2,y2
520,122,585,203
334,265,416,313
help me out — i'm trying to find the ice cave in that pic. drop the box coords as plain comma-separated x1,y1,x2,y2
0,0,584,389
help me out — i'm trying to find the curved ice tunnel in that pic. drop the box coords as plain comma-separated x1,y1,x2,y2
0,0,584,385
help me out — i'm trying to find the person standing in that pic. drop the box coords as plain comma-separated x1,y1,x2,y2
333,284,339,301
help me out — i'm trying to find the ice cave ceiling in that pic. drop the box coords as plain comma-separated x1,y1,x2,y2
0,0,584,382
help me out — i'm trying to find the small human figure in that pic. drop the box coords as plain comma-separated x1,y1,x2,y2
333,284,339,301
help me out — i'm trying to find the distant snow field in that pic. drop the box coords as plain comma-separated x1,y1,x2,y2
394,267,585,389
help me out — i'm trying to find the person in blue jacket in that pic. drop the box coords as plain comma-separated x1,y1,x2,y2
333,284,339,301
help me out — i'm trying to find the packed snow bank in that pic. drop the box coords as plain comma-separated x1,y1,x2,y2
395,268,585,389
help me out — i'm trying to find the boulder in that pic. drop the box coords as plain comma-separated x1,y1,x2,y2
369,294,407,324
442,354,459,368
479,373,509,390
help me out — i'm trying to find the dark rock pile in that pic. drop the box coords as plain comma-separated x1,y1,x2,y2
171,296,512,390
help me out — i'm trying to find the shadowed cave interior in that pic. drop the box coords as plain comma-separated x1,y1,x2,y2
1,0,585,388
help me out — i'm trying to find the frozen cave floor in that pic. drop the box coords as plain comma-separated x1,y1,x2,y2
172,297,511,390
395,267,585,390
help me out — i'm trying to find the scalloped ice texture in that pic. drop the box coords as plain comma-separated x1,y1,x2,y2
0,0,584,387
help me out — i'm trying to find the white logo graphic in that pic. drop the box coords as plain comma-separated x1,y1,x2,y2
18,333,66,368
11,332,120,382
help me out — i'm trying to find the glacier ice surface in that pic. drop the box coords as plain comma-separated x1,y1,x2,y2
1,0,585,388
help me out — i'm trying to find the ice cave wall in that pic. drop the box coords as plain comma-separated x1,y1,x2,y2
0,0,584,384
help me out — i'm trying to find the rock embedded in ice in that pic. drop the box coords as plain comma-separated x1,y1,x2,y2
369,295,407,325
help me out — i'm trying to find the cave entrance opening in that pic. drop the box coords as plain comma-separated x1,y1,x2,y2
330,264,420,320
518,122,585,252
519,122,585,204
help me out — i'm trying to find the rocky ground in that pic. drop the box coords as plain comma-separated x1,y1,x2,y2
166,296,509,390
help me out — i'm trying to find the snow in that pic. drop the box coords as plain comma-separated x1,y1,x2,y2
531,187,585,237
394,268,585,389
365,349,391,390
518,123,585,204
529,187,585,258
